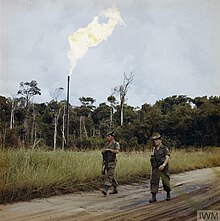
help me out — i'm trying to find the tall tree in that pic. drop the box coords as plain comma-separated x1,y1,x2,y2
8,95,19,130
92,102,111,136
114,72,134,126
79,97,96,138
17,80,41,146
17,80,41,107
50,87,64,151
107,95,116,130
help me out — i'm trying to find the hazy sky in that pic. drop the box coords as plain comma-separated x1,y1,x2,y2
1,0,220,107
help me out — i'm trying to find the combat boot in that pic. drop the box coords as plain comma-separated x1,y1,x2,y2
101,185,109,196
166,191,171,201
149,193,157,203
109,186,118,194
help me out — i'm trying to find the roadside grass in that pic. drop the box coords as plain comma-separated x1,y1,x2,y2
170,147,220,173
0,147,220,203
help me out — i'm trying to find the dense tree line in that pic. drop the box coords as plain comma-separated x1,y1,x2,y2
0,80,220,150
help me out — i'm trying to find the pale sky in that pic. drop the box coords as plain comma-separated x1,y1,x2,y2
1,0,220,107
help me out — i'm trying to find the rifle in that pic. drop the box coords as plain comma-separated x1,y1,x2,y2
101,150,111,175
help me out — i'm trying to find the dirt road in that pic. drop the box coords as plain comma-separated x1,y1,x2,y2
1,167,220,221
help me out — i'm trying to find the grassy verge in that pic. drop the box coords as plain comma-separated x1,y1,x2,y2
0,147,220,203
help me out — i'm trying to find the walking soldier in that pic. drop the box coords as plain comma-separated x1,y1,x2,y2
101,131,120,195
149,133,171,203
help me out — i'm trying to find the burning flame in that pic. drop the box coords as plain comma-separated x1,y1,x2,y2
68,6,125,75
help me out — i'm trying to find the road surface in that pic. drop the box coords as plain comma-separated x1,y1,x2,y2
1,167,220,221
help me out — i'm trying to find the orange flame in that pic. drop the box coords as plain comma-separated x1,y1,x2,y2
68,6,125,75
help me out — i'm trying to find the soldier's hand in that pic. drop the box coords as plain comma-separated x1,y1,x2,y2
158,165,165,171
102,169,105,175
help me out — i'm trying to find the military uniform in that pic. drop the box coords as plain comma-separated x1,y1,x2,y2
150,144,171,194
102,141,120,189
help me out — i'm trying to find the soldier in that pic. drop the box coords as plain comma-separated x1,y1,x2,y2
149,132,171,203
101,131,120,195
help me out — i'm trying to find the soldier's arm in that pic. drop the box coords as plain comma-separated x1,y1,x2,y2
105,142,120,154
163,147,170,166
159,155,169,169
158,146,170,170
163,155,170,166
104,148,119,154
111,148,120,154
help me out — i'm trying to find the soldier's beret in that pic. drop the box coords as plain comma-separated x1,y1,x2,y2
106,131,115,137
152,132,162,140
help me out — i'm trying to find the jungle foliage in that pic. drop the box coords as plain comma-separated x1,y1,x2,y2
0,80,220,150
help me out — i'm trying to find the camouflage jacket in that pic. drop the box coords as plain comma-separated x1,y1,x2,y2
102,141,120,165
150,145,170,168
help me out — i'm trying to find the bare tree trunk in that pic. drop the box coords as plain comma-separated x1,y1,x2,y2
110,106,113,130
32,122,37,150
10,96,18,130
31,121,34,145
107,96,116,130
79,116,83,148
10,104,15,129
31,104,36,145
53,108,61,151
54,118,57,151
50,87,64,149
82,116,88,138
93,128,95,137
34,124,37,142
23,118,29,146
61,106,66,150
114,72,134,126
98,125,101,137
120,104,124,126
80,115,82,140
